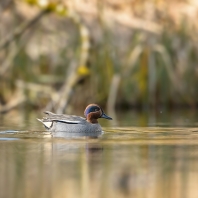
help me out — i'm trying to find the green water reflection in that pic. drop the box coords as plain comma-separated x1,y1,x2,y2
0,109,198,198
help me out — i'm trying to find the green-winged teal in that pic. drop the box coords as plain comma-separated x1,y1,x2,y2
37,104,112,133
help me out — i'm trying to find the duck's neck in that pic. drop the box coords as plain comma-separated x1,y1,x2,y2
87,112,100,124
87,118,98,124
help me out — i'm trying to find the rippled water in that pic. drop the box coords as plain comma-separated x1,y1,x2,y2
0,109,198,198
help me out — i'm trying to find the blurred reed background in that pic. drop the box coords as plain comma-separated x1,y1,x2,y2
0,0,198,114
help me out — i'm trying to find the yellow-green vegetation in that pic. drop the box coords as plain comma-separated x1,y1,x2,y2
0,0,198,113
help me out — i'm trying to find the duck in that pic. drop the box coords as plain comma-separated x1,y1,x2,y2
37,104,112,134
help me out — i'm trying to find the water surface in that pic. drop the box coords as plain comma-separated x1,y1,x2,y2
0,109,198,198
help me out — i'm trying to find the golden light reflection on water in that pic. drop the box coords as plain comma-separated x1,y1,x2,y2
1,110,198,198
0,129,198,198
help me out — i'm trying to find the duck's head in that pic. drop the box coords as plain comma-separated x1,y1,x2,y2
84,104,112,123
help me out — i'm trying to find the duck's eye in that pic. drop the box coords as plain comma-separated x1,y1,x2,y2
95,109,98,111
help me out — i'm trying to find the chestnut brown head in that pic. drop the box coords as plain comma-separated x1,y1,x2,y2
84,104,112,123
